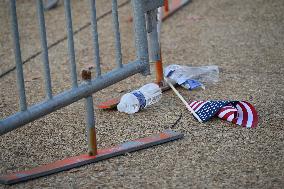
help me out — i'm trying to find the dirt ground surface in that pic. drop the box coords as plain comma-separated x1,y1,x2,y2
1,0,283,188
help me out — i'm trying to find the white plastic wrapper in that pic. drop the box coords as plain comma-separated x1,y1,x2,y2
164,65,219,90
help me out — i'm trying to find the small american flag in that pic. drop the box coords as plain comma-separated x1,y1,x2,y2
188,100,258,128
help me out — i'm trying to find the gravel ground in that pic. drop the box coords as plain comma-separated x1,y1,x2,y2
0,0,284,188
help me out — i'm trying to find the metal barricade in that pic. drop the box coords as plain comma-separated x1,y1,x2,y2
0,0,163,137
0,0,185,185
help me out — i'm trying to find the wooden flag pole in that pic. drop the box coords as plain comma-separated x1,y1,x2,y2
164,77,203,123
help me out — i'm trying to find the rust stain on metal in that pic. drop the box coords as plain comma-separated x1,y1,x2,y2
88,127,98,156
81,69,92,81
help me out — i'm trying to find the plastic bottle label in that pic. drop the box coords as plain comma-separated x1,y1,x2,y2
182,79,202,90
132,91,146,110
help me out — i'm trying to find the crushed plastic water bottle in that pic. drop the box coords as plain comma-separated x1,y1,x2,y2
164,65,219,90
117,83,162,114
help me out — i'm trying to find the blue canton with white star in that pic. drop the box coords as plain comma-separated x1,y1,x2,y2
195,101,231,121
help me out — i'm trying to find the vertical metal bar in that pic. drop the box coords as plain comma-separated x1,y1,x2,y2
81,69,97,156
36,0,53,99
147,10,160,62
85,95,97,156
89,0,101,77
131,0,150,75
10,0,27,111
64,0,78,88
111,0,123,68
157,7,163,41
156,7,164,86
147,10,163,85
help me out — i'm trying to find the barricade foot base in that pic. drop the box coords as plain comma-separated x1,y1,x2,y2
0,130,183,185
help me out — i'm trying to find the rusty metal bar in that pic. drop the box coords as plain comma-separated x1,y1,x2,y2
81,69,98,156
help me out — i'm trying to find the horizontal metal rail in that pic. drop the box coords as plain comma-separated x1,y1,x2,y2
0,61,146,135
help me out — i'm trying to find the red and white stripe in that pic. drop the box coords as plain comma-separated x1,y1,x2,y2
232,101,258,128
217,105,238,122
217,101,258,128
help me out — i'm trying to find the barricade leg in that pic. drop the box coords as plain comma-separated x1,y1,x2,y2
155,54,164,86
82,68,98,156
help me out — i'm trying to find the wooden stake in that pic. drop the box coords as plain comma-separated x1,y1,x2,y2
164,77,203,123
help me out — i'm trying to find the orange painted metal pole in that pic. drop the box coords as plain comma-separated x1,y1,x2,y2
156,6,164,87
164,0,169,12
155,55,164,86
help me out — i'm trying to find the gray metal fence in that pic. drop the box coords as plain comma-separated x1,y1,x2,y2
0,0,163,146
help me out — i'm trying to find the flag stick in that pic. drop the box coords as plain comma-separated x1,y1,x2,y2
164,77,203,123
158,8,201,123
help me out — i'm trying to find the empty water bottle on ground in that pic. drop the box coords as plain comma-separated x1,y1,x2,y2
117,83,162,114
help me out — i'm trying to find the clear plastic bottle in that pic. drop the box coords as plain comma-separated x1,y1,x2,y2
117,83,162,114
164,64,219,90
